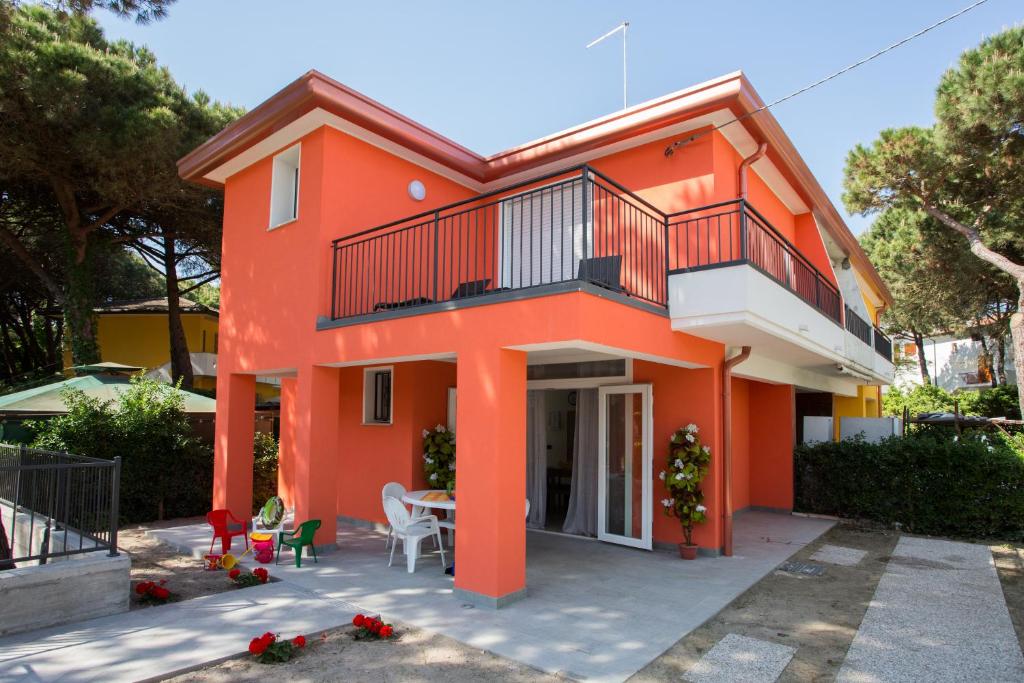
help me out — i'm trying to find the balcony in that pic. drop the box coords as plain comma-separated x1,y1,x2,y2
329,166,666,322
324,165,892,382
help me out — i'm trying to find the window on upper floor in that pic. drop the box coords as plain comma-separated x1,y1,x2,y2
269,144,301,229
363,366,393,425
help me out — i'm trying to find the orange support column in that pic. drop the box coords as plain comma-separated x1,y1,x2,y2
292,365,341,547
277,376,297,508
453,347,527,607
213,373,256,522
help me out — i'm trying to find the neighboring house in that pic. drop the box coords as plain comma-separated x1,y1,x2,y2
178,70,894,608
60,297,280,404
894,335,1016,391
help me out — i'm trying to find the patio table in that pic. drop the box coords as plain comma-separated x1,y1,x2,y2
403,490,455,547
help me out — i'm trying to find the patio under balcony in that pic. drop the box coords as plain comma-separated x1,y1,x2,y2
148,510,833,681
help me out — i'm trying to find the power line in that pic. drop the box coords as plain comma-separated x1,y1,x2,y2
665,0,991,156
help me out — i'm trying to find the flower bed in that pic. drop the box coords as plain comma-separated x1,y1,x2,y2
229,567,270,587
248,631,307,663
352,613,394,640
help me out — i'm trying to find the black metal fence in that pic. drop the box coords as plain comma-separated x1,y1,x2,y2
0,444,120,567
845,306,872,345
873,327,893,362
666,199,843,324
330,166,668,320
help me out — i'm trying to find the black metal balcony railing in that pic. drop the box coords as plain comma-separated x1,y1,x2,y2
0,444,121,567
874,327,893,362
845,305,872,345
665,199,843,324
329,166,848,333
331,166,667,320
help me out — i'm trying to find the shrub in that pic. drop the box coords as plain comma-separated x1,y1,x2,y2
795,432,1024,540
956,385,1021,420
882,383,953,418
422,425,455,492
252,431,279,513
884,382,1022,420
28,377,213,523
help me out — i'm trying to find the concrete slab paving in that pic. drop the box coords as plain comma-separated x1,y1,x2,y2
837,535,1024,683
684,633,796,683
810,544,867,567
0,582,358,683
144,511,833,682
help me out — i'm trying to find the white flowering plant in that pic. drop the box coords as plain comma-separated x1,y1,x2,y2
422,424,456,494
659,423,710,546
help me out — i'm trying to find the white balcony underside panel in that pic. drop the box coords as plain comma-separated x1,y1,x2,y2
668,265,893,386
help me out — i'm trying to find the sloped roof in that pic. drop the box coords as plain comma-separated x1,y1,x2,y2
95,297,216,315
0,373,217,414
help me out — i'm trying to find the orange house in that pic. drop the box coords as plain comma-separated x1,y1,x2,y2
179,70,893,608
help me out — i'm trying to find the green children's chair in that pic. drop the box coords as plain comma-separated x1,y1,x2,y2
276,519,322,567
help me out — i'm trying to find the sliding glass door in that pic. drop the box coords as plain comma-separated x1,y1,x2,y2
597,384,652,549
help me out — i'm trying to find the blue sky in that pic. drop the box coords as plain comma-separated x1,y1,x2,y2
98,0,1021,235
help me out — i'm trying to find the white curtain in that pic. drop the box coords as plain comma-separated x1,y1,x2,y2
563,389,599,536
526,390,547,529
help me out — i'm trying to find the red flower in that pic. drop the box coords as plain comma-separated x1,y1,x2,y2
253,568,269,583
370,620,382,634
249,637,268,655
152,587,170,600
261,632,276,643
135,581,151,595
380,625,393,638
228,568,241,580
292,635,306,648
353,614,365,627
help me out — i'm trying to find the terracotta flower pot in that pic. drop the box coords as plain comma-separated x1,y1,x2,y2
678,543,699,560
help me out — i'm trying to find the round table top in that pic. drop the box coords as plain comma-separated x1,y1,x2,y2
402,489,455,511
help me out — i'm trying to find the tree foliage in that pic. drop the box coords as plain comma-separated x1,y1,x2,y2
0,3,240,375
845,26,1024,411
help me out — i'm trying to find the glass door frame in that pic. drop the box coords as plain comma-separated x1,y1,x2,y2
596,383,653,550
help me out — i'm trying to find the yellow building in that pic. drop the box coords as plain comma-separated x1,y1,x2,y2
63,298,280,403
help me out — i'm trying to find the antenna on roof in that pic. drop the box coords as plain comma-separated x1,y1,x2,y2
586,21,629,110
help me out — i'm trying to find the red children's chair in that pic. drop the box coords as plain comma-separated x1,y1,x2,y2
207,509,250,555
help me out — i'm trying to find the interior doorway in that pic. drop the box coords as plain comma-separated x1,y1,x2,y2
526,383,653,549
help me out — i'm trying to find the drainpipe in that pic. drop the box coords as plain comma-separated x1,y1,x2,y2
738,143,768,199
722,345,751,557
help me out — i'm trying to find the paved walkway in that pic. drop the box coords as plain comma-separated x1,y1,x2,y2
0,583,357,683
837,536,1024,682
0,511,833,683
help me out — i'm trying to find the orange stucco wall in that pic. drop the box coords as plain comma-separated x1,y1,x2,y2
748,382,795,510
730,377,752,512
335,361,456,524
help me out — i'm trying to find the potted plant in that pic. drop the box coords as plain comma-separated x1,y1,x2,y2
660,423,711,559
422,424,455,494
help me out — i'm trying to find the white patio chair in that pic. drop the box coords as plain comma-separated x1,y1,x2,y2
438,514,455,548
383,496,447,573
251,499,293,547
381,482,407,550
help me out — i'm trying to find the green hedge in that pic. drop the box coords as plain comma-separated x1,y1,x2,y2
794,433,1024,540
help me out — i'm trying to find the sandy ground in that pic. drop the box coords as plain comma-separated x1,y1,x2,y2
631,524,899,682
164,623,564,683
993,542,1024,650
120,517,237,610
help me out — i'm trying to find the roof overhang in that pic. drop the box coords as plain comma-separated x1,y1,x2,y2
178,69,892,306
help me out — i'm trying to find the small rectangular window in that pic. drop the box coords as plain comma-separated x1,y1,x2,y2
269,144,301,228
363,367,393,425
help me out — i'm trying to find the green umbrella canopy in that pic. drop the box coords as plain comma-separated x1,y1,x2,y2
0,374,216,414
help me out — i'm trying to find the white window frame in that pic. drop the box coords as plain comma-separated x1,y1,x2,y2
362,365,393,426
269,144,301,229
